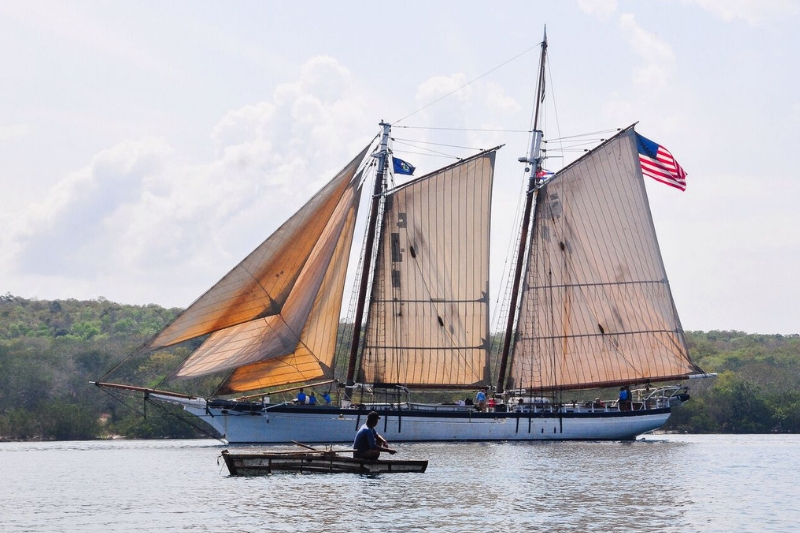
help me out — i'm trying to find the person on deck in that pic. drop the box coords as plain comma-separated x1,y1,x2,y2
475,388,487,411
353,411,396,460
619,386,632,411
296,389,307,404
322,392,332,405
308,391,317,406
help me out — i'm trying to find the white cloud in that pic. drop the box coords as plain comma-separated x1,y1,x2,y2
415,73,472,107
577,0,618,18
213,102,276,149
0,123,30,142
3,56,371,305
11,138,173,277
683,0,799,25
483,82,522,115
619,14,675,89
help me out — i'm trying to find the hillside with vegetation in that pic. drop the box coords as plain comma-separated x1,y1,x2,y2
0,294,199,440
1,294,798,440
667,330,800,433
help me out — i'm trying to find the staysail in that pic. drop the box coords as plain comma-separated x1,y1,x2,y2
359,150,497,389
137,145,371,392
508,127,701,392
211,185,361,393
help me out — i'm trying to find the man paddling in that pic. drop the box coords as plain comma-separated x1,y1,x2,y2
353,411,396,459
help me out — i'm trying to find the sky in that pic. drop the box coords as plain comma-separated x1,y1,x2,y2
1,0,798,335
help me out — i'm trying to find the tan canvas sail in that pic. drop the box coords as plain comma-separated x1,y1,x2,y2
360,150,497,388
508,127,701,392
142,145,370,352
214,190,360,393
168,164,364,386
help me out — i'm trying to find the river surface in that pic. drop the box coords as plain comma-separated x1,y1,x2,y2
1,434,798,532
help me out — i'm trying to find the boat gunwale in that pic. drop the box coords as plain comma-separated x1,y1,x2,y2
220,449,429,475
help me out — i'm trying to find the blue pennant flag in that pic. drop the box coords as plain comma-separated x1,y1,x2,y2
392,157,415,176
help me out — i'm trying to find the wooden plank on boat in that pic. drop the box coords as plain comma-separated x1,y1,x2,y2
220,450,428,475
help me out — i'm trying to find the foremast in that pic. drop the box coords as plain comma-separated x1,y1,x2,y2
345,122,392,399
497,29,548,394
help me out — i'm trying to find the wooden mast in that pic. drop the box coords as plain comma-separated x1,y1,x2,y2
496,29,548,394
344,122,391,399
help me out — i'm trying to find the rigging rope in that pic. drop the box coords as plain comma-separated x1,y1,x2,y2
394,125,530,133
392,43,542,124
96,385,225,443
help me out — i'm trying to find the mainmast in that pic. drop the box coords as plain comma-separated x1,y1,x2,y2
344,121,391,398
496,29,548,394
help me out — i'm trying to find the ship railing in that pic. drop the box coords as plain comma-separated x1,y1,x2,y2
598,385,690,411
406,402,475,412
634,385,690,409
262,401,292,411
342,401,412,411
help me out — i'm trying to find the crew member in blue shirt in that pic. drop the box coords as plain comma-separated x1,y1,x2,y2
353,411,396,459
475,388,487,411
619,386,632,411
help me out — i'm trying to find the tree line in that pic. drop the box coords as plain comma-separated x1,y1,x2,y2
1,293,798,440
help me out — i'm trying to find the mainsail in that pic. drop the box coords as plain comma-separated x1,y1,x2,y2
137,146,372,393
359,150,497,389
507,127,702,392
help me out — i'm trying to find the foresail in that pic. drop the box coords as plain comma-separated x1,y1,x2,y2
360,150,496,388
169,164,364,387
143,145,370,352
509,128,700,392
215,191,360,393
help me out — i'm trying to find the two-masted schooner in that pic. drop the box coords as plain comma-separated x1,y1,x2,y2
95,34,710,443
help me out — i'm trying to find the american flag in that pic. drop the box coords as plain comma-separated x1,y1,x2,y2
635,133,687,191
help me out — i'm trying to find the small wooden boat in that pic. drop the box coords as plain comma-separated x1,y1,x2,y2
220,449,428,475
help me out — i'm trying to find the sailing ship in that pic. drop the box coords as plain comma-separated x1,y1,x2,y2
95,33,710,443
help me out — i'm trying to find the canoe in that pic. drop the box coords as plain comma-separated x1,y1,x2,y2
220,449,428,475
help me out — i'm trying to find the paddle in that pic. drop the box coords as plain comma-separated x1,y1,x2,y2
292,440,359,455
291,440,318,451
292,440,397,455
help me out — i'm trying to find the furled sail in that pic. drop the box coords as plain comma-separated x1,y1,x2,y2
508,127,701,392
360,150,497,388
152,146,369,390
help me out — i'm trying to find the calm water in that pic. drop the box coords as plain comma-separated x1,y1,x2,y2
1,434,798,532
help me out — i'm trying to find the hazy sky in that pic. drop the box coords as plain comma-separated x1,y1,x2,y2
1,1,798,334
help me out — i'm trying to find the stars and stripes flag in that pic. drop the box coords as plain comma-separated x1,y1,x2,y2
635,133,687,191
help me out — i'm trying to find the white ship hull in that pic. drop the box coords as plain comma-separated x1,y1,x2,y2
176,402,671,444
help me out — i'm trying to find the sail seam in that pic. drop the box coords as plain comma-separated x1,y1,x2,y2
520,329,682,341
369,298,486,303
533,280,667,290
